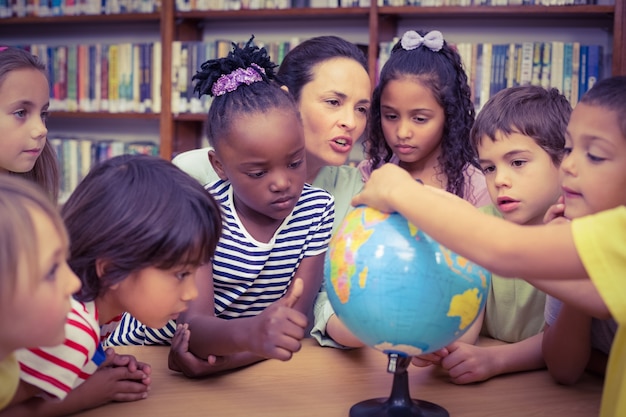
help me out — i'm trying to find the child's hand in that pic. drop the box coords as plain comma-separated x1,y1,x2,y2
352,164,414,212
544,196,569,225
168,323,228,377
67,363,151,409
102,348,151,386
249,277,307,361
411,347,450,367
433,341,499,384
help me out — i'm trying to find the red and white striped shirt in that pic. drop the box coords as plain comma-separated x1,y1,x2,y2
15,299,121,399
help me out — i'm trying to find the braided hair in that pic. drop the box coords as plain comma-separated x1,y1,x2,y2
193,36,299,148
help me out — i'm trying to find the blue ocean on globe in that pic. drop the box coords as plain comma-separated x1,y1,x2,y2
325,206,490,356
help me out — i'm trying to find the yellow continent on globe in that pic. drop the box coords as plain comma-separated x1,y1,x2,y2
447,288,483,331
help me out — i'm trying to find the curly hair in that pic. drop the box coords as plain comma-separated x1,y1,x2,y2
193,36,298,148
367,30,475,198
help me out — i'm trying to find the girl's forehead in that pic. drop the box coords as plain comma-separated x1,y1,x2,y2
569,104,625,144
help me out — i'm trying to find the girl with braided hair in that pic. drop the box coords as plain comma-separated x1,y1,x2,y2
111,38,335,377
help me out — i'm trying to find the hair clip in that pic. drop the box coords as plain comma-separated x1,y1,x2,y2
0,46,9,52
400,30,444,52
211,63,265,97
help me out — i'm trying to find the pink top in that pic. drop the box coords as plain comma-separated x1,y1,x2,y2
358,155,491,207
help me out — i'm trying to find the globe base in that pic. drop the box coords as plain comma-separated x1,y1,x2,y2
349,353,449,417
349,397,449,417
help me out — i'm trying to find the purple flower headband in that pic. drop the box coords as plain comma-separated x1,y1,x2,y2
211,63,265,97
400,30,444,52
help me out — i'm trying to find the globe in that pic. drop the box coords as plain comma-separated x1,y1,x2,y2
325,205,490,358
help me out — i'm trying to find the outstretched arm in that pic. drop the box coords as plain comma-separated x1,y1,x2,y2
352,164,586,281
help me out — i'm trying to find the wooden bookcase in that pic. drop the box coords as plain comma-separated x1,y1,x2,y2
1,1,624,160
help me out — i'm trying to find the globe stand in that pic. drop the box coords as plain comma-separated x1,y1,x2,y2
349,353,449,417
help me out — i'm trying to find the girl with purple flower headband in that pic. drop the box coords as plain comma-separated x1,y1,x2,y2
108,37,336,378
0,46,60,202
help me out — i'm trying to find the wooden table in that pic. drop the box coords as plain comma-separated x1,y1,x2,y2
78,339,603,417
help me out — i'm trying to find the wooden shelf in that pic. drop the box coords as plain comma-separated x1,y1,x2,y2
177,7,369,21
50,111,161,120
0,12,160,24
377,5,614,19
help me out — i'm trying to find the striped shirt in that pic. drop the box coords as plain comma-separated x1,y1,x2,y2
105,180,334,346
15,299,115,399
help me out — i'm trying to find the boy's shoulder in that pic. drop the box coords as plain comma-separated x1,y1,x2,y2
478,203,503,218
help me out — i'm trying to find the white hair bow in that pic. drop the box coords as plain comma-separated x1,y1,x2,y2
400,30,444,52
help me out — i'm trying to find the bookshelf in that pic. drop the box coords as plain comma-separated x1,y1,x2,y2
1,1,624,161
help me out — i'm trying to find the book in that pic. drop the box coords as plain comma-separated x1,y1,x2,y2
550,41,564,93
562,42,573,103
540,42,551,89
479,43,492,111
578,45,588,101
519,42,534,86
586,44,602,91
570,42,580,106
108,44,119,113
100,44,109,112
151,42,162,113
66,45,78,111
530,42,543,86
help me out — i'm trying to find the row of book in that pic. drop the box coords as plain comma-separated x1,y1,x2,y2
175,0,367,9
22,43,162,114
50,137,158,200
0,0,160,17
174,0,604,10
378,0,607,5
0,0,613,16
17,38,603,115
171,39,298,114
380,40,603,111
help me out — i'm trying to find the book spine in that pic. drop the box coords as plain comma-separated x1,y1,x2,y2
100,44,109,112
562,42,573,103
540,42,551,89
530,42,543,86
479,43,492,111
108,44,119,113
519,42,534,86
578,45,588,101
586,44,601,91
133,43,141,112
570,42,580,106
550,41,564,93
151,41,162,113
66,45,78,111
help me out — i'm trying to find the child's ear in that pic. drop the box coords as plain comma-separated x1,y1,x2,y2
95,259,120,290
208,149,228,181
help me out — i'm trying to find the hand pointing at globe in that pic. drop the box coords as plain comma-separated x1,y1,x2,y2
247,277,307,362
